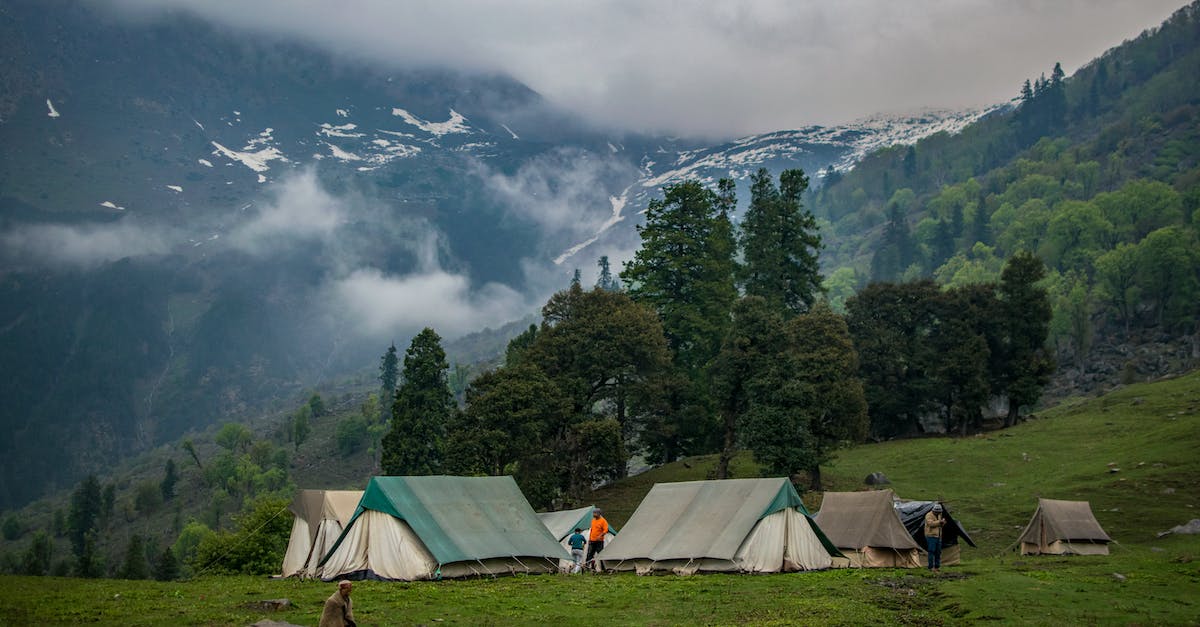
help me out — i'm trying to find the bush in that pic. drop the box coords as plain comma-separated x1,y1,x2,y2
20,531,53,576
336,416,370,457
134,481,163,515
2,514,22,540
189,495,291,575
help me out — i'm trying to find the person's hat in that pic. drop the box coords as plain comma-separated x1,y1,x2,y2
574,528,582,533
932,503,944,512
593,509,602,515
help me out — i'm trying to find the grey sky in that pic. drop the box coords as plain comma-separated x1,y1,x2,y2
104,0,1184,137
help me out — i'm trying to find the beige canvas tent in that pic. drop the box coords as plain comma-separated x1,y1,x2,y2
815,490,923,568
1017,498,1112,555
280,489,362,578
318,476,570,581
537,505,616,570
598,478,840,575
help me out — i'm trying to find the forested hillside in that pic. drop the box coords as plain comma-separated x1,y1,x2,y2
814,1,1200,372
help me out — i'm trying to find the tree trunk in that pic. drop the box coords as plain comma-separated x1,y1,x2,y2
716,413,736,480
808,465,823,492
1004,403,1017,429
615,380,629,479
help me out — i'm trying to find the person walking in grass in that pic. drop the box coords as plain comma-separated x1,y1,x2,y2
586,509,609,571
567,527,587,573
319,580,356,627
925,503,946,572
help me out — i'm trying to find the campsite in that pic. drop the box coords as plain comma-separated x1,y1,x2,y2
3,372,1198,625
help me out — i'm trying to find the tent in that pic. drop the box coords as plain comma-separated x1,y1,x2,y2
537,505,616,570
318,476,571,580
280,489,362,578
894,500,977,566
1017,498,1112,555
814,490,923,568
598,478,840,575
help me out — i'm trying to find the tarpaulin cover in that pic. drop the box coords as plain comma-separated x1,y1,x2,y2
321,475,569,567
894,500,977,548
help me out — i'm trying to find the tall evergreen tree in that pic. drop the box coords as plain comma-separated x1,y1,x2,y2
381,328,454,475
160,459,178,502
997,252,1055,427
378,343,400,422
622,180,738,375
739,168,824,316
119,534,150,580
596,256,620,291
68,475,102,563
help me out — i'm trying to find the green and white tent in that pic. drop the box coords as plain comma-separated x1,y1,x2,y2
318,476,570,581
598,478,841,574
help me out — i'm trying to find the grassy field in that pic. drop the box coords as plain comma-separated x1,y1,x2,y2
2,372,1198,626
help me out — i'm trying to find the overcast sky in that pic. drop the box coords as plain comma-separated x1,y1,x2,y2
104,0,1184,137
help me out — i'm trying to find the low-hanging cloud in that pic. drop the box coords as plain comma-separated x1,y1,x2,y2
0,220,172,268
230,168,345,253
100,0,1183,136
479,148,639,244
329,266,529,338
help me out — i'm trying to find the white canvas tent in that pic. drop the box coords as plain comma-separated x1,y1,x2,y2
280,489,362,578
1017,498,1112,555
318,476,570,581
537,505,616,570
815,490,923,568
598,478,839,575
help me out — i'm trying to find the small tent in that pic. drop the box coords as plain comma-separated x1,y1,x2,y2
280,489,362,578
318,476,570,580
894,500,977,566
1017,498,1112,555
537,505,616,570
815,490,923,568
598,478,840,575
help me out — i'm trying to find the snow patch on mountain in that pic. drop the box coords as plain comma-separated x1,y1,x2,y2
324,142,362,161
500,123,519,140
198,159,213,168
319,122,365,139
391,108,471,136
554,188,631,265
99,201,125,210
210,128,289,173
166,185,183,193
45,99,60,118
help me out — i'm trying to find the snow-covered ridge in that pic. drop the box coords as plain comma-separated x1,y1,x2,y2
211,128,288,176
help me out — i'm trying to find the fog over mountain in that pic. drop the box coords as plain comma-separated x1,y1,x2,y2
101,0,1183,136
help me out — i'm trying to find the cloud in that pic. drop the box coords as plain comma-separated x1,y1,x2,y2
329,266,529,338
99,0,1183,136
230,168,345,253
478,148,639,244
0,220,171,268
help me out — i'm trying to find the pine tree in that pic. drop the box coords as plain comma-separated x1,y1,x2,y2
571,268,582,287
997,252,1054,427
622,179,738,375
21,531,53,576
160,459,178,502
378,343,400,423
68,475,102,562
119,534,150,579
596,256,619,291
155,547,180,581
381,328,454,475
739,168,824,316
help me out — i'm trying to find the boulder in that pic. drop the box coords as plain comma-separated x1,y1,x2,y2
864,472,891,486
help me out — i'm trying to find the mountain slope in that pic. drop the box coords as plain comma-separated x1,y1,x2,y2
0,0,986,508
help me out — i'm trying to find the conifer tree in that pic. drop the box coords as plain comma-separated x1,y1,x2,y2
596,256,620,291
160,459,178,502
119,534,150,579
739,168,823,316
378,343,400,423
622,180,738,375
381,328,454,475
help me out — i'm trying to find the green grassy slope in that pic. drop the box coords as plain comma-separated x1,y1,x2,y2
595,372,1200,549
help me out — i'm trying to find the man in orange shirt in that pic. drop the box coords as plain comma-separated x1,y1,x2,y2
585,508,609,571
